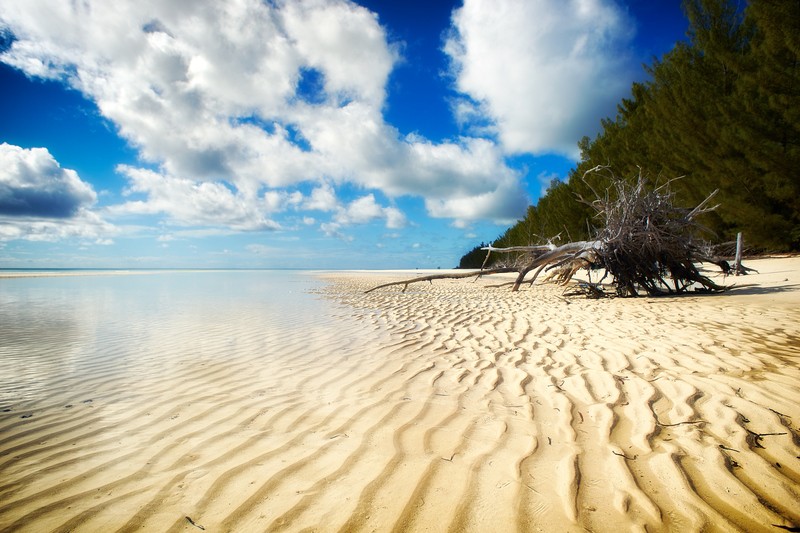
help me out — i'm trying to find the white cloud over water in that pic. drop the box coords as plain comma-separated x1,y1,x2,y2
112,166,282,231
0,143,115,242
334,194,407,229
0,143,96,218
0,0,530,233
445,0,636,158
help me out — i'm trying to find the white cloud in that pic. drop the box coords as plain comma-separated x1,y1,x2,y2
320,221,341,237
332,194,407,230
263,189,303,212
303,182,339,212
111,166,280,231
445,0,636,158
0,211,116,242
281,1,397,106
109,167,404,235
320,221,353,241
0,0,390,191
384,207,406,229
335,194,381,223
0,143,96,217
0,143,115,242
424,173,527,227
293,103,529,220
0,0,530,228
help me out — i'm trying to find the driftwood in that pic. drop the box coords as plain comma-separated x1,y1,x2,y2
367,166,743,297
364,267,519,294
479,244,555,270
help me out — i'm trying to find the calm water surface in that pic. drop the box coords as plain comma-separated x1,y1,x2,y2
0,271,336,404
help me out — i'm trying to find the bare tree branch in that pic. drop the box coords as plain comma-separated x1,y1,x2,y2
363,267,519,294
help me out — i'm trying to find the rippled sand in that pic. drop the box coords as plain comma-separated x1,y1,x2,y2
1,260,799,532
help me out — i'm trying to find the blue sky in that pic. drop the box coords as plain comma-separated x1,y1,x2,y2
0,0,687,269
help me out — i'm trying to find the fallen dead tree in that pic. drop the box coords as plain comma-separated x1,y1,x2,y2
368,166,741,297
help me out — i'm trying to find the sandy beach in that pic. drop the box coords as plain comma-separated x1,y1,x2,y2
1,258,799,532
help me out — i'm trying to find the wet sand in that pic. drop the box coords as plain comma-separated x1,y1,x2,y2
0,258,798,532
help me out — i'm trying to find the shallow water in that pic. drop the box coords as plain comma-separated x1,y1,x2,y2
0,271,332,404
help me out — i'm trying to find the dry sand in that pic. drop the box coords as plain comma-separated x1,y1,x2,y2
1,257,799,532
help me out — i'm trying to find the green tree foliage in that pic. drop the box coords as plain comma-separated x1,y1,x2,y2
458,242,490,268
460,0,799,266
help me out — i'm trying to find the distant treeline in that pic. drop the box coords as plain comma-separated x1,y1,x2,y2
460,0,799,268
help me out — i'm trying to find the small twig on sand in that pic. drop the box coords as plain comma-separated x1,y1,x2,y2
185,516,206,530
612,450,638,460
524,483,541,494
655,416,705,428
745,429,787,449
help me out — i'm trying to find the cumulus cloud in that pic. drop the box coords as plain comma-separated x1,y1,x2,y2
111,166,280,231
445,0,636,158
109,166,405,235
384,207,406,230
320,221,353,241
0,0,527,228
0,209,116,243
1,0,390,191
263,189,303,212
0,143,96,217
281,1,395,106
424,173,528,228
333,194,407,229
0,143,115,242
303,182,339,212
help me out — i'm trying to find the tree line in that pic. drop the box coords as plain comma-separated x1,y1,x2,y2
460,0,799,268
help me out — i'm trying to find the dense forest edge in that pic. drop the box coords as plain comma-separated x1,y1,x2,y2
460,0,799,268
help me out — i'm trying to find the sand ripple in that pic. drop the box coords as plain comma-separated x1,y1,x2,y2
1,265,799,532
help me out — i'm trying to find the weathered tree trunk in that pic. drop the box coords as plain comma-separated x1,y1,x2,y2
735,232,743,276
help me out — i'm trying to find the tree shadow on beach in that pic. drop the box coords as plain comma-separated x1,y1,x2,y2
717,282,800,297
617,281,800,302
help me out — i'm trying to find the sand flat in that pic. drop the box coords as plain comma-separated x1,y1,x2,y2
0,259,799,532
